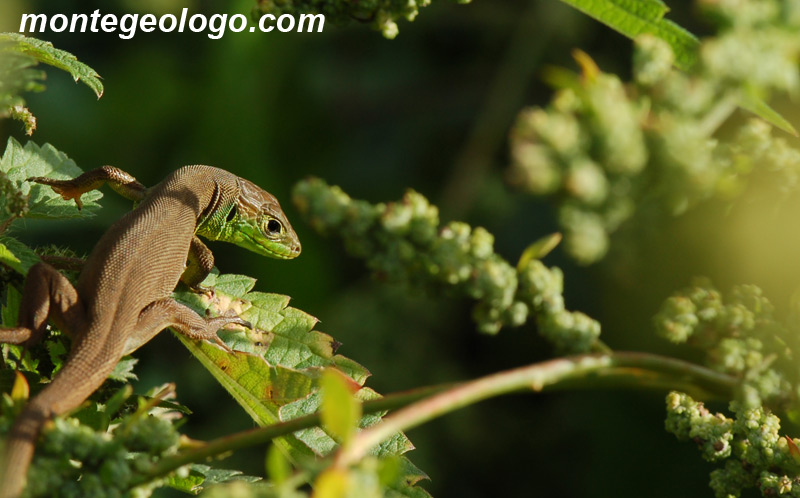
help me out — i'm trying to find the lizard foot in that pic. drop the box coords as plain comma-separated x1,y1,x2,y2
202,315,252,353
27,177,90,210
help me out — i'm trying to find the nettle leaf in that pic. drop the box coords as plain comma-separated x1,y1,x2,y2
0,32,103,98
0,237,39,275
1,284,21,327
0,48,43,108
281,389,414,458
739,86,799,137
560,0,699,70
192,464,261,484
165,472,204,494
167,464,261,493
172,271,416,468
109,356,139,382
0,33,102,134
0,137,102,226
559,1,796,136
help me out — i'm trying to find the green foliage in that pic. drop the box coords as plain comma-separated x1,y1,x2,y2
172,270,420,479
0,236,39,275
320,368,362,445
293,178,602,352
665,391,800,498
12,387,180,497
509,0,800,264
167,464,261,494
654,278,797,409
655,279,800,496
0,137,103,232
5,1,800,497
0,33,103,98
560,0,699,70
0,33,102,135
0,159,425,496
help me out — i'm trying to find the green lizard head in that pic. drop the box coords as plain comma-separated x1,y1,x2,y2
198,177,301,259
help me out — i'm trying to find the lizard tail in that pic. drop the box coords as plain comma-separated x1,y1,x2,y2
0,404,48,498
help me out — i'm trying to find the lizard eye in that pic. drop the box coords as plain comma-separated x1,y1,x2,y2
267,219,282,234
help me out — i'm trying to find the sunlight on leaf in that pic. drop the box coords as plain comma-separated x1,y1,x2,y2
0,137,103,225
0,32,103,98
320,368,362,445
560,0,699,70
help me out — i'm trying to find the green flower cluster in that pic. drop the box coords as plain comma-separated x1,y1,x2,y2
508,0,800,264
654,278,796,408
21,414,180,497
251,0,470,39
293,178,600,352
666,391,800,498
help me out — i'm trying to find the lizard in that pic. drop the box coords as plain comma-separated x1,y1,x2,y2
0,164,301,497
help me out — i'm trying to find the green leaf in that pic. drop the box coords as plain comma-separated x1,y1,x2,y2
167,464,261,494
266,444,292,485
109,356,139,382
560,0,699,70
0,33,101,133
1,283,21,326
320,368,362,444
739,88,799,137
72,403,109,432
191,464,261,484
0,137,103,225
103,385,134,419
517,232,562,271
172,270,414,468
279,389,415,458
0,237,39,275
45,339,68,375
0,48,43,108
0,32,103,98
165,472,205,494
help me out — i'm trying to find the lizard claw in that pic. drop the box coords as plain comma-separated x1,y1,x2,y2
212,335,234,353
190,284,214,296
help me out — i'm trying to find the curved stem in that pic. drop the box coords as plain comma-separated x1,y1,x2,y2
129,384,450,486
132,352,737,484
335,352,737,466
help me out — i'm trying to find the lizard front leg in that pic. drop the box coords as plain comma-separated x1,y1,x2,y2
28,165,146,210
180,236,215,291
122,297,250,356
0,262,86,347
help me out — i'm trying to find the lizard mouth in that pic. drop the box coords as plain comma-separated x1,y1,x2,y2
244,231,301,259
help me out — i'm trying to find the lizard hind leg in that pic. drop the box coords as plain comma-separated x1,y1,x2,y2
0,262,86,348
28,165,146,210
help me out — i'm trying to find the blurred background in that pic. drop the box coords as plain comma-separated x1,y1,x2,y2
2,0,798,496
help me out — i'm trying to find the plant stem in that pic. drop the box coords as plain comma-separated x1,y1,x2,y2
335,352,737,465
132,352,737,484
129,383,449,486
